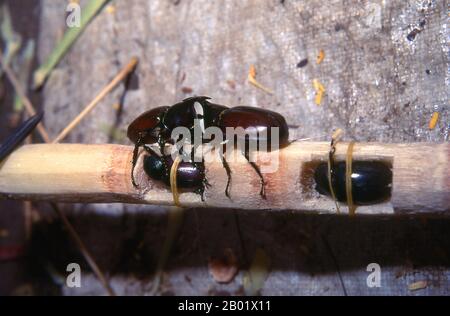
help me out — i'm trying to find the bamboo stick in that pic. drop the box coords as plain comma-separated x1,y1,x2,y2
0,142,448,214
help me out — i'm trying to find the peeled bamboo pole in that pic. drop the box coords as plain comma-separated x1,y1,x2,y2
0,142,448,214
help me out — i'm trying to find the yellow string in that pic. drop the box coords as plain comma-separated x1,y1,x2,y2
345,142,356,216
170,155,182,207
327,158,340,214
327,129,343,214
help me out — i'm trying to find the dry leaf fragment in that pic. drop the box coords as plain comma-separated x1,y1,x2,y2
428,112,439,130
243,248,271,296
181,86,193,94
408,280,428,291
313,79,326,105
249,64,257,78
316,49,325,64
247,65,274,95
208,248,239,284
314,90,324,105
313,79,325,92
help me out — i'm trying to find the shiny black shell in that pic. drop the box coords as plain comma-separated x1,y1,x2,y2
127,106,169,144
217,106,290,150
127,96,229,146
314,161,392,205
143,154,165,181
143,154,205,189
163,96,229,131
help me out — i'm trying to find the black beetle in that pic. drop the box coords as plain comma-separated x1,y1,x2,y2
127,96,290,198
314,161,392,205
127,96,228,149
142,147,207,198
214,105,290,198
127,97,227,186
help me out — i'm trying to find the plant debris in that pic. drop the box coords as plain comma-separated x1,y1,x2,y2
428,111,440,130
313,78,326,105
408,280,428,291
208,248,239,284
243,248,271,295
316,49,325,64
247,65,274,95
52,57,138,143
181,86,193,94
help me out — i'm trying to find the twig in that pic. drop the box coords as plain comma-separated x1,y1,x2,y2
52,57,138,143
148,206,185,295
50,203,115,296
322,234,348,296
247,65,274,95
0,50,50,142
1,142,448,213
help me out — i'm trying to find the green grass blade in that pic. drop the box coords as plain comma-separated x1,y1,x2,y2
32,0,111,89
13,40,35,112
0,4,22,77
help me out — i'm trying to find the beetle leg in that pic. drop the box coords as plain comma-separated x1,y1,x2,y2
242,149,266,199
219,146,232,199
195,185,205,201
194,159,209,201
203,176,211,188
195,176,207,201
131,135,144,188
